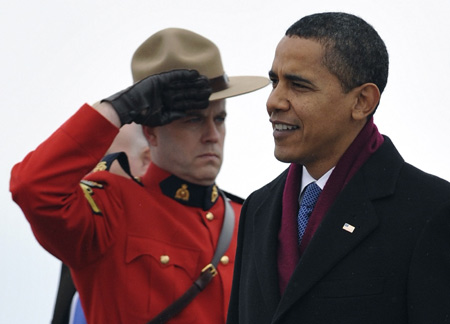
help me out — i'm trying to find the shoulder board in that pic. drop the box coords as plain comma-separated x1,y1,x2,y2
221,190,245,205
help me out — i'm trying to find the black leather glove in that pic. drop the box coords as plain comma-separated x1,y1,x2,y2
101,69,211,126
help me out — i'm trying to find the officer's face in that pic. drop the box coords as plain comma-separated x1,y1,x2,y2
145,100,226,186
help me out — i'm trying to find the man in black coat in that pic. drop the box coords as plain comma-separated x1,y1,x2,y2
227,12,450,324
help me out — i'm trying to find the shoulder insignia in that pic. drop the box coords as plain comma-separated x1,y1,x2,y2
92,161,108,173
79,181,103,215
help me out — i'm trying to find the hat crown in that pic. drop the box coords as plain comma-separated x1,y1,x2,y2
131,28,224,83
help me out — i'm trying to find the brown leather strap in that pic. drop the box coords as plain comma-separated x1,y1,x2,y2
147,266,216,324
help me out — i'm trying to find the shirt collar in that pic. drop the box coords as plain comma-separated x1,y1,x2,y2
300,165,334,193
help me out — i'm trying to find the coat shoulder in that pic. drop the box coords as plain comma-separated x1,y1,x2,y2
250,167,289,198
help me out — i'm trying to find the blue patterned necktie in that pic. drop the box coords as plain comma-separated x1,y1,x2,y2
297,182,322,245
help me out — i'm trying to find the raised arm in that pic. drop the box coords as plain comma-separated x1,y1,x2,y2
10,69,211,267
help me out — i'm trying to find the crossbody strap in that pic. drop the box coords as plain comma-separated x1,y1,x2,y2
148,191,235,324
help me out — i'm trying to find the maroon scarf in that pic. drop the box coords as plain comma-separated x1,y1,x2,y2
277,117,384,294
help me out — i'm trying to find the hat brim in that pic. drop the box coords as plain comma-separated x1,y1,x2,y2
209,76,270,101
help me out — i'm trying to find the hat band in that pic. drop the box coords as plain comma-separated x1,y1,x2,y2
210,74,229,93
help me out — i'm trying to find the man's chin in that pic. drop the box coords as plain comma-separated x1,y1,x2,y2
189,166,221,186
274,150,294,164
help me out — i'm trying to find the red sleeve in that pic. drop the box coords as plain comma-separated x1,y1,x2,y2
10,104,120,267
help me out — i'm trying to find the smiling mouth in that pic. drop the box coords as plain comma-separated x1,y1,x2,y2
274,123,299,131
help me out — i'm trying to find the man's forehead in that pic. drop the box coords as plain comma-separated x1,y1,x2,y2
186,100,226,115
270,37,327,77
274,36,324,61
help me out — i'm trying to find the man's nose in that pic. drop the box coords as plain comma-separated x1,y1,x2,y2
267,84,290,115
202,119,221,143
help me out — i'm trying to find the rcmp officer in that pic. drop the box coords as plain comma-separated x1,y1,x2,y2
10,28,269,324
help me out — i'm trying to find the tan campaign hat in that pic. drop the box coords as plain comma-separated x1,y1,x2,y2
131,28,269,101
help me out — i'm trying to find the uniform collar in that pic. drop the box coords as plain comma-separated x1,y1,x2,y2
142,163,219,210
159,175,219,210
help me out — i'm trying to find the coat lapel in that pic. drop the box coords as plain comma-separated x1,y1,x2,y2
275,173,378,319
273,137,403,322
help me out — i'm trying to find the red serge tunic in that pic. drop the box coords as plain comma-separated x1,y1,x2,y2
10,104,241,324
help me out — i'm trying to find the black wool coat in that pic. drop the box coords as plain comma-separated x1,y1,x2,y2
227,136,450,324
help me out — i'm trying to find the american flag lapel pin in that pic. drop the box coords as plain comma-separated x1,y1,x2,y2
343,223,355,233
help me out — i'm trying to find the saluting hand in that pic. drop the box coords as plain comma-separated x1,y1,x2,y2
102,69,211,127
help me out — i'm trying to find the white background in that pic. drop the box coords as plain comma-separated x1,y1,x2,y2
1,0,450,322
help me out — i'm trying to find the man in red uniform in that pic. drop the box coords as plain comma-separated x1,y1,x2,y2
10,28,268,324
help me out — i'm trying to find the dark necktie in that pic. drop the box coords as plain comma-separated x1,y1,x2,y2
297,182,322,245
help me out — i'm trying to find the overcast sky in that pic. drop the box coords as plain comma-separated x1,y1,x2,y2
1,0,450,322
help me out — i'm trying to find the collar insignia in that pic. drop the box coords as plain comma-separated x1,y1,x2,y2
211,185,218,203
175,184,190,201
160,176,220,210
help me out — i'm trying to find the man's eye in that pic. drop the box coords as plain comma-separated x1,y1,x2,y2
270,79,278,87
186,117,202,123
293,82,310,90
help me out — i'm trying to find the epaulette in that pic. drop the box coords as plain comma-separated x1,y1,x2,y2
92,152,143,186
221,190,245,205
79,180,103,215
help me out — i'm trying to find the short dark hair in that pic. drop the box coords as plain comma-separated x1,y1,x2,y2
286,12,389,97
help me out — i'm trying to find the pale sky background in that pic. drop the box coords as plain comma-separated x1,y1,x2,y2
1,0,450,322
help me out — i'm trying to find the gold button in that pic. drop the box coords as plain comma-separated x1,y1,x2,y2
220,255,229,265
205,212,214,221
160,255,170,264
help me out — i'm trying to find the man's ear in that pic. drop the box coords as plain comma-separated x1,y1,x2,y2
351,83,380,120
140,146,151,169
142,126,158,147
